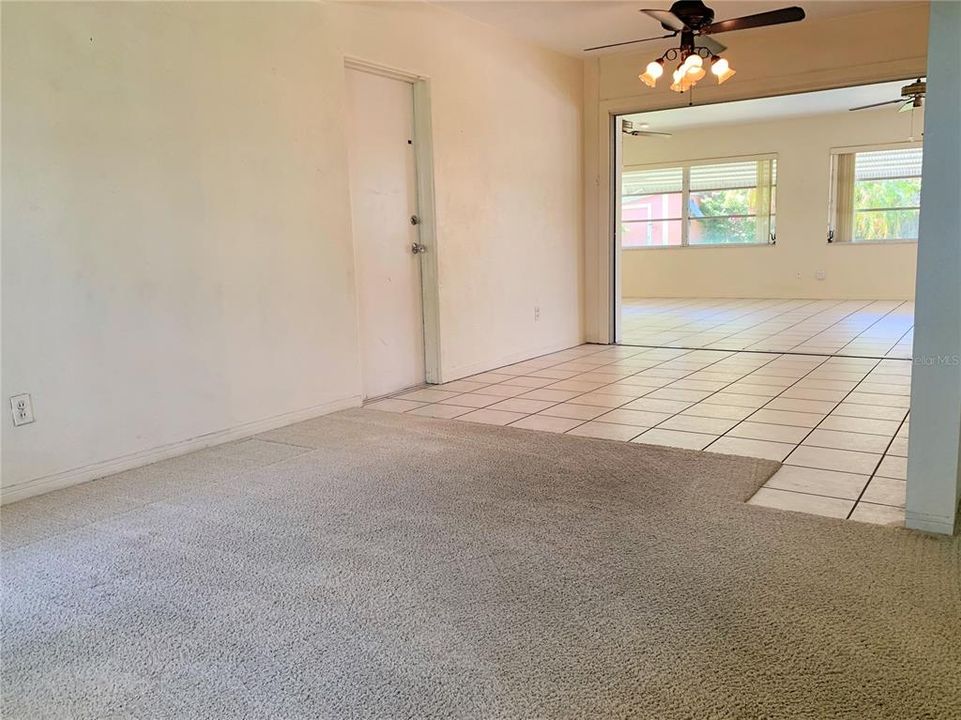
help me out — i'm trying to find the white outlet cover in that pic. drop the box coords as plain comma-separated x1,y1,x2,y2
10,393,35,426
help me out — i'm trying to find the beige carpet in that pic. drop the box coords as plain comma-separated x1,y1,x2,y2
2,408,959,719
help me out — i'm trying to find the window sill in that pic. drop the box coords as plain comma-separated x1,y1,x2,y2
622,243,774,251
828,240,918,246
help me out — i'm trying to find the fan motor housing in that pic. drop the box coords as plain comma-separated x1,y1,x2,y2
668,0,716,30
901,80,926,98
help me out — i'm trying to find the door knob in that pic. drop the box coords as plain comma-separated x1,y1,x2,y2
410,215,420,226
411,243,427,254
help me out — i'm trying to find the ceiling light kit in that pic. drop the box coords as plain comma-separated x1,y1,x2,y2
586,1,806,94
639,46,733,93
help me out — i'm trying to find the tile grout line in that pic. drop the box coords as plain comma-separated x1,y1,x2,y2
655,298,818,346
686,298,835,351
740,356,909,512
625,298,831,351
701,354,835,455
614,344,900,362
885,320,915,358
623,298,913,361
832,300,911,357
731,356,884,472
621,297,805,345
633,352,802,445
714,298,858,353
631,297,778,337
498,346,749,438
404,345,778,440
845,410,911,519
777,299,878,355
393,345,702,431
601,350,789,444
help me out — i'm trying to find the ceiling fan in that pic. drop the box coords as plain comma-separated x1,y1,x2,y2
585,1,806,93
622,119,672,138
585,1,806,53
849,78,926,113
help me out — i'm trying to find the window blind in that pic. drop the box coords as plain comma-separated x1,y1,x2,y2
622,167,683,196
689,160,776,191
854,147,922,180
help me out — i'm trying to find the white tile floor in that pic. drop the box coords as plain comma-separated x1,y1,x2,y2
621,298,914,358
365,339,911,528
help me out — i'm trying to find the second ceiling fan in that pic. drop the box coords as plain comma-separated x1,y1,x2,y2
586,1,806,93
850,78,926,113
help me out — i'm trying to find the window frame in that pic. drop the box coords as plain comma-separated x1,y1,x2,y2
827,141,923,246
620,153,778,251
619,167,685,248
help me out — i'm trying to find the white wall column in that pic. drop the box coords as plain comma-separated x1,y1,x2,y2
905,0,961,535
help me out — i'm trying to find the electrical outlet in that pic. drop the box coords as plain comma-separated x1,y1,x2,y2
816,270,826,281
10,394,35,427
534,306,541,322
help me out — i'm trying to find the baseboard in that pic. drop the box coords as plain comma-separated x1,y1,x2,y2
905,509,959,536
0,394,362,505
441,336,588,383
621,295,915,302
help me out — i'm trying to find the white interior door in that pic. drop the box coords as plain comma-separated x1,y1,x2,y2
346,68,426,400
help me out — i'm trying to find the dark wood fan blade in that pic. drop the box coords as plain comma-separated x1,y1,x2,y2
584,32,675,52
641,9,689,32
849,99,902,112
704,6,805,35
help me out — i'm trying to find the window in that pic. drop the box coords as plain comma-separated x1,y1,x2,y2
621,167,683,247
830,145,922,243
620,156,776,248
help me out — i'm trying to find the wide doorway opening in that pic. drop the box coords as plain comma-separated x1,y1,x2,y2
610,80,924,524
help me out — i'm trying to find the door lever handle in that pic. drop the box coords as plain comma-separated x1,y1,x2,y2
411,243,427,254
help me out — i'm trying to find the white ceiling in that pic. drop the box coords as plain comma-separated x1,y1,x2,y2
621,79,922,131
434,1,921,57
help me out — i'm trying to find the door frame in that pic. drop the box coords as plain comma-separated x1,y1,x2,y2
344,57,443,385
589,64,928,346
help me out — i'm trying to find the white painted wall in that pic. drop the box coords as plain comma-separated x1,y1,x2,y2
583,3,930,341
620,108,921,299
1,2,583,498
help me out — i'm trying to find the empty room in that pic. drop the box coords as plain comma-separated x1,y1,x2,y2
2,1,960,718
613,82,922,522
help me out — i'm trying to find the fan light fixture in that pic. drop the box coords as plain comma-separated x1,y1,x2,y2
599,2,806,95
640,44,734,93
710,55,735,83
639,59,665,87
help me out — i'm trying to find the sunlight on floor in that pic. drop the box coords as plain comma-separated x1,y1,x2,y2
621,297,913,358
